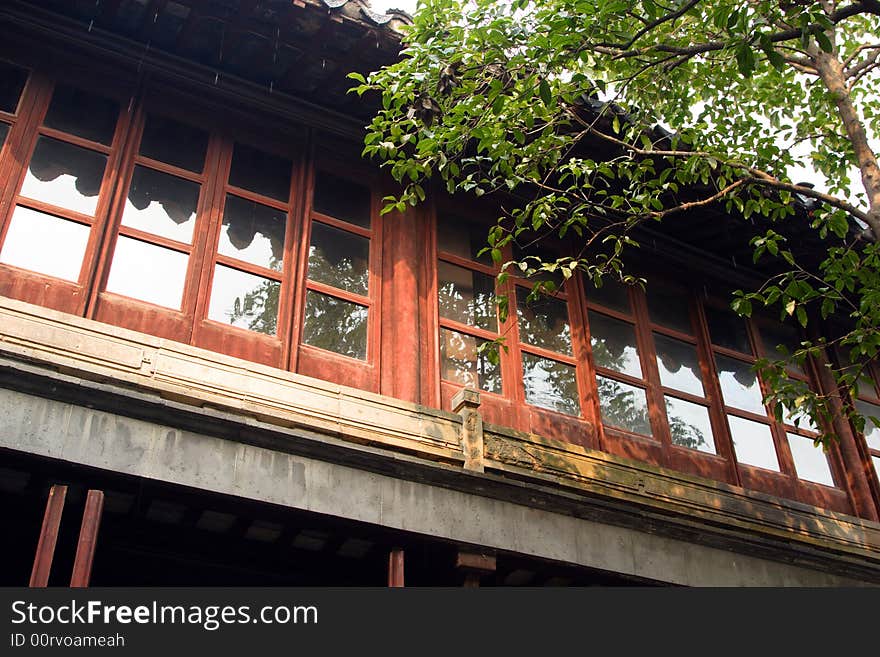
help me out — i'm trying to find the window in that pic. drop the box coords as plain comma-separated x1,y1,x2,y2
302,171,374,361
435,214,587,428
850,363,880,485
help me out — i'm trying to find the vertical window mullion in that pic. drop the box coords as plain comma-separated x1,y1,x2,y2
630,284,671,446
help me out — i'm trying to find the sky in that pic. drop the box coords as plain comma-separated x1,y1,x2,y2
369,0,419,13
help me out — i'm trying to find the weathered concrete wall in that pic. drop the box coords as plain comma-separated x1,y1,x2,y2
0,385,873,586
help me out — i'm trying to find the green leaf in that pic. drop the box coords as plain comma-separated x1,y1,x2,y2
539,79,552,106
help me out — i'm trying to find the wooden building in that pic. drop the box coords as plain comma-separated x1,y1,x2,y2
0,0,879,586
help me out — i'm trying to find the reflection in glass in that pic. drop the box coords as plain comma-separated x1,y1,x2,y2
20,137,107,215
517,288,571,355
782,387,819,432
589,311,641,377
597,376,651,436
228,143,292,202
139,113,208,172
308,222,369,295
437,216,491,264
208,264,279,334
715,354,765,414
758,322,805,374
121,166,199,243
706,305,752,354
44,84,119,145
872,455,880,479
654,333,704,396
585,278,630,314
106,237,188,309
728,415,779,471
302,291,368,359
787,433,834,486
522,353,579,416
439,328,501,393
0,206,89,281
855,399,880,451
647,284,692,333
313,171,371,228
665,396,716,454
438,262,495,330
0,62,27,114
219,195,286,271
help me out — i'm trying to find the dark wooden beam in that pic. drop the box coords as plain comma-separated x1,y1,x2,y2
29,484,67,587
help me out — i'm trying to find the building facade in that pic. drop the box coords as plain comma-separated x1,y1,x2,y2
0,0,879,586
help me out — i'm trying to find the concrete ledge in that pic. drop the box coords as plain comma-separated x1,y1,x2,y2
1,295,879,583
0,385,873,586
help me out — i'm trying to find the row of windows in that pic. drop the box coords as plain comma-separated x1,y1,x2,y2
0,61,374,368
0,59,877,515
433,213,843,492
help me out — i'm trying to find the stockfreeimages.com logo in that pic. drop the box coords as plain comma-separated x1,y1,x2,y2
11,599,318,632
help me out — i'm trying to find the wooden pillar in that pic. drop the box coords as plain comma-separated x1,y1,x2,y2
452,388,485,473
387,548,405,587
29,484,67,587
808,336,880,521
70,490,105,587
456,550,496,587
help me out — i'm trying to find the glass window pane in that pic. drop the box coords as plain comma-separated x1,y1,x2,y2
308,222,369,295
728,415,779,471
139,113,208,172
647,283,692,333
20,136,107,215
585,278,630,314
439,328,501,394
0,62,28,114
438,261,496,331
855,399,880,451
706,305,752,354
219,195,286,271
0,206,89,281
654,333,704,396
302,291,368,359
313,171,371,228
106,237,188,309
228,142,292,202
589,311,642,378
522,353,580,416
44,84,118,145
787,433,834,486
872,455,880,479
0,123,8,150
665,396,716,454
121,166,199,243
715,354,765,414
596,376,651,436
437,215,491,264
516,288,572,355
208,264,279,334
758,321,805,374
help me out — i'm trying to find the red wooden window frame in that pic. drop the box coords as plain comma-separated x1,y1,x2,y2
431,207,595,445
850,361,880,487
0,64,382,387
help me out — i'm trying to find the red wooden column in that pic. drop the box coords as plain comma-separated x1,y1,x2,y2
379,198,423,404
29,484,68,587
70,490,105,587
387,548,405,587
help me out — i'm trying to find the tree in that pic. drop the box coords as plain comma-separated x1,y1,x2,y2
352,0,880,445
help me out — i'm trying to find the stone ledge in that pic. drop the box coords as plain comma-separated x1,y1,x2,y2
0,295,878,576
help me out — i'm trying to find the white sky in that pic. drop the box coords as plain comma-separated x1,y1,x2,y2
369,0,419,13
